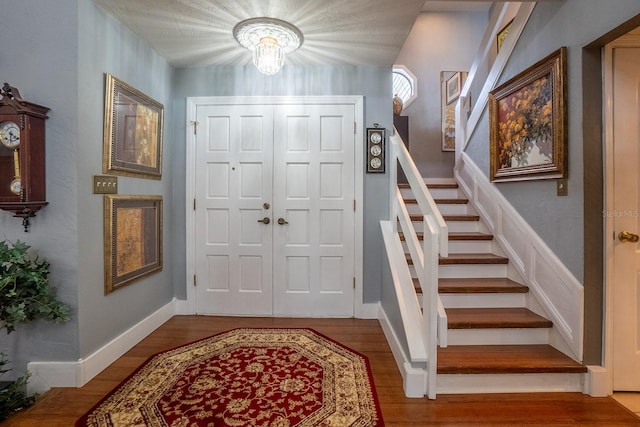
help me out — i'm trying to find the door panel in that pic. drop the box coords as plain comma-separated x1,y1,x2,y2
195,105,274,315
273,104,355,317
612,46,640,390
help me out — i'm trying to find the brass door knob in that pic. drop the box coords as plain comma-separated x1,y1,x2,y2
618,231,639,243
257,217,270,225
277,218,289,225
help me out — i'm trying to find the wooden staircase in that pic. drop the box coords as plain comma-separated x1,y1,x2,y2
398,180,587,394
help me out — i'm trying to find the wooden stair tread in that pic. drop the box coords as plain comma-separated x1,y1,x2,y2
403,198,469,204
398,182,458,189
437,345,587,374
446,307,553,329
438,278,529,294
399,231,493,241
409,214,479,222
406,253,509,266
449,232,493,241
439,253,509,265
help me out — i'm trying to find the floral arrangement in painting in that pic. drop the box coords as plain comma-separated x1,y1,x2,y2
496,75,552,169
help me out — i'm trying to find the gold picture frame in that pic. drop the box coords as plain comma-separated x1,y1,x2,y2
103,73,163,179
441,71,468,152
104,195,163,294
489,47,567,182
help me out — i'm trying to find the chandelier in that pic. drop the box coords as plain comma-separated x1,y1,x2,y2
233,17,303,75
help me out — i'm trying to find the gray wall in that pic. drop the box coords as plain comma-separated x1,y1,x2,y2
464,0,640,283
0,0,80,376
172,65,392,303
76,0,175,358
394,12,488,178
0,0,176,376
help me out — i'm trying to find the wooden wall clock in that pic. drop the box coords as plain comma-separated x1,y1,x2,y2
0,83,50,231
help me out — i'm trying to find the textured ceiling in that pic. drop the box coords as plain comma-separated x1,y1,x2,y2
92,0,432,68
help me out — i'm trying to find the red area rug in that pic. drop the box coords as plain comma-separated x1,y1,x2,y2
76,328,383,426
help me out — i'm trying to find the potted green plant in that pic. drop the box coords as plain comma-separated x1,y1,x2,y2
0,239,70,421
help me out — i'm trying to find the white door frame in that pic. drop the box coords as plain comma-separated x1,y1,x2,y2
184,96,364,317
603,32,640,393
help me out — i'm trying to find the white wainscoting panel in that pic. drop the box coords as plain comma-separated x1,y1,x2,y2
455,153,583,360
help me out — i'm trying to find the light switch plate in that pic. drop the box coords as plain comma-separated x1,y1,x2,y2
557,178,567,196
93,175,118,194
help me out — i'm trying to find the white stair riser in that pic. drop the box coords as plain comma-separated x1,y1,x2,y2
406,203,469,216
402,240,492,254
438,264,508,278
436,373,583,394
446,328,550,345
448,240,493,253
440,293,526,308
413,220,481,233
399,187,463,200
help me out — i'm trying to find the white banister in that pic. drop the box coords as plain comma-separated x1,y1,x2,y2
381,129,448,399
456,2,536,163
392,133,448,257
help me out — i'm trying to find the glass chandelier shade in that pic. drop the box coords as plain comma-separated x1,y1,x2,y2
233,18,303,75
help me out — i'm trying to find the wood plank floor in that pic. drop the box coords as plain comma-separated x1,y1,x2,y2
4,316,640,426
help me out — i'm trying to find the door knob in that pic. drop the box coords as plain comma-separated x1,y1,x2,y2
618,231,639,243
277,218,289,225
257,217,270,225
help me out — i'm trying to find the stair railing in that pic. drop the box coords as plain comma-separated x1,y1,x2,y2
455,1,536,163
381,129,448,399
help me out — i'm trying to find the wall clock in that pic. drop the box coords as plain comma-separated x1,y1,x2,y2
0,83,50,231
366,126,385,173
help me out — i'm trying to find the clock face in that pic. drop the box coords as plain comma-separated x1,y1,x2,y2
10,178,22,196
370,157,382,169
0,121,20,149
370,145,382,156
370,132,382,144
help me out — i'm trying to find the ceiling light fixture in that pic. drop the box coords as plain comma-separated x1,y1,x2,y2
233,17,303,75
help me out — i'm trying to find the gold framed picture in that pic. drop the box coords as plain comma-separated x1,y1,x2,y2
489,47,567,182
103,73,164,179
441,71,468,152
104,195,163,294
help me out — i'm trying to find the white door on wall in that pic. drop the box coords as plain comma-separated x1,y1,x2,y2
610,45,640,391
272,104,355,316
193,101,356,317
194,104,274,316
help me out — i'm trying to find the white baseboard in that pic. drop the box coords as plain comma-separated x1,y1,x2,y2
27,299,176,394
357,302,380,319
585,365,609,397
378,306,426,398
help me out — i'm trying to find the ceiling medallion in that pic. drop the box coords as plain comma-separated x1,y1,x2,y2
233,17,303,75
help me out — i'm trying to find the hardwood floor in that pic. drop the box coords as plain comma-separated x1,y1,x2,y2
4,316,640,426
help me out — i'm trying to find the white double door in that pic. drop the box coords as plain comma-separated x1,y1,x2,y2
194,101,356,317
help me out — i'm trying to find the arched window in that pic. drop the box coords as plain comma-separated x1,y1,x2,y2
393,65,418,108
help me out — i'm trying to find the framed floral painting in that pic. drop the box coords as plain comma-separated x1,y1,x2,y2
489,47,567,182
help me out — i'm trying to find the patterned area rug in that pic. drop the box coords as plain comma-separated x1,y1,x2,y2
76,328,383,426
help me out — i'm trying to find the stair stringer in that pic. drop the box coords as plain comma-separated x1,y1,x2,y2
454,152,583,362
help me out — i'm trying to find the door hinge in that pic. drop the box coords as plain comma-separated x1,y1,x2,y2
191,120,198,135
193,274,197,287
353,199,356,211
354,122,356,134
353,277,356,289
193,198,196,210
